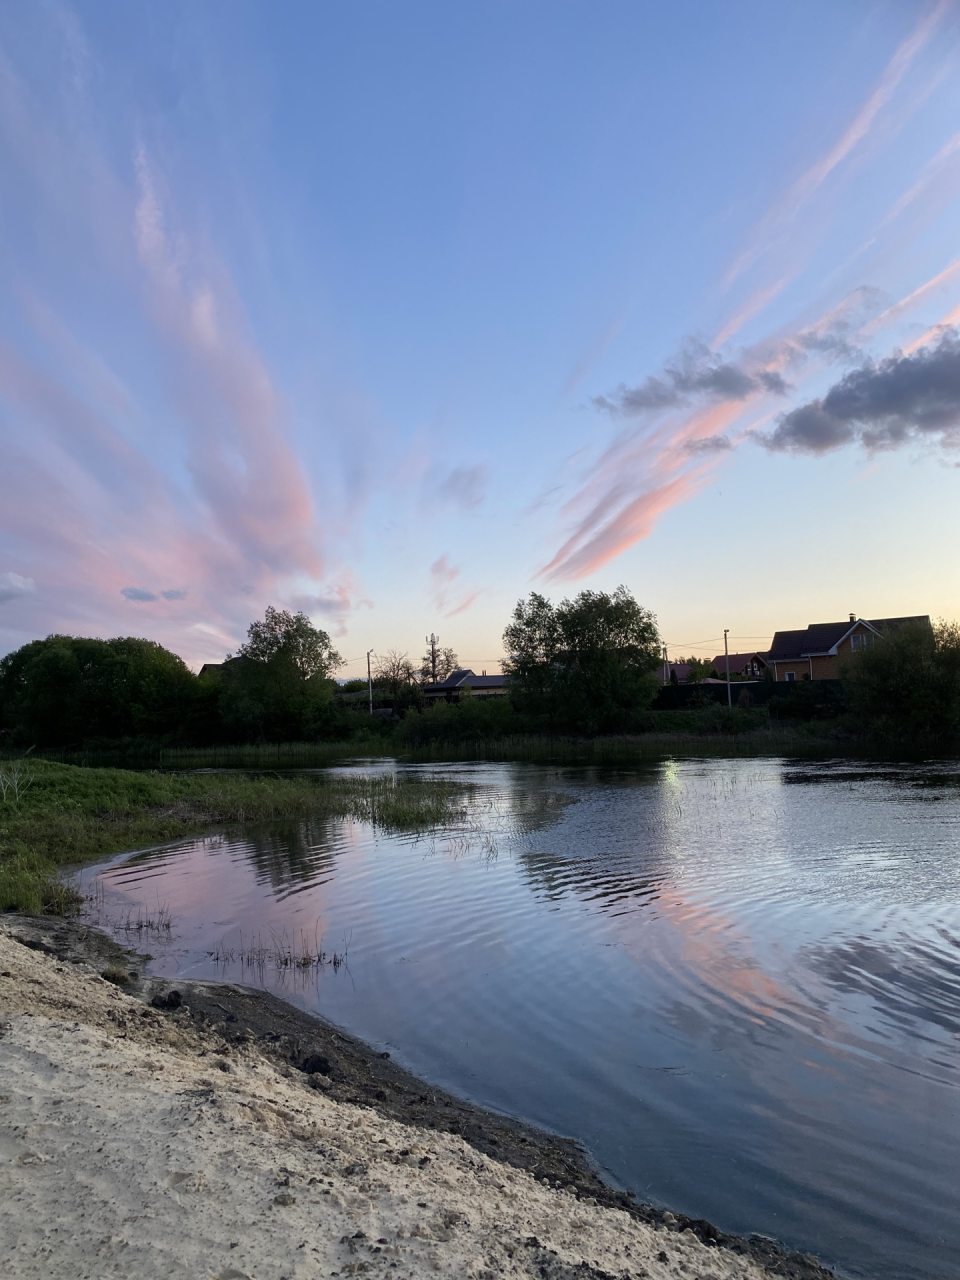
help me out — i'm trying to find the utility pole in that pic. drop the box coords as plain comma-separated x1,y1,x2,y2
425,633,439,683
367,649,374,716
662,644,669,686
724,628,732,708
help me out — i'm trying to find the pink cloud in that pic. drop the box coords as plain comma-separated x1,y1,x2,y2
543,474,705,581
713,275,792,348
133,146,324,582
723,2,947,291
543,285,888,581
903,302,960,356
429,554,460,612
865,258,960,338
445,590,482,618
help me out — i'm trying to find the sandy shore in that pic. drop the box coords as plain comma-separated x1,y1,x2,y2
0,921,832,1280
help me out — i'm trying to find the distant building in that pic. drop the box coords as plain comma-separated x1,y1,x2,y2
766,614,930,681
709,651,769,679
422,668,509,701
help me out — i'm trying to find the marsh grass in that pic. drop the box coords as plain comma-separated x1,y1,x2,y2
42,739,389,770
0,760,471,916
208,924,349,979
397,726,839,765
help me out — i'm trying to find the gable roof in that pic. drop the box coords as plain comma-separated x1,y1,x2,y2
768,616,930,661
710,651,768,671
435,667,473,689
424,668,508,692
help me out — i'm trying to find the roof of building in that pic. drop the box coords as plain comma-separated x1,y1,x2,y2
710,651,768,671
424,668,508,693
768,616,930,661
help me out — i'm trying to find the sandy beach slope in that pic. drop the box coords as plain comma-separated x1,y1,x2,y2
0,927,826,1280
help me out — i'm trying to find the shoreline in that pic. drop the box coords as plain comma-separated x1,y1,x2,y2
1,913,834,1280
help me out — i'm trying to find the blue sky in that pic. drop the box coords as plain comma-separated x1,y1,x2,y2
2,0,960,676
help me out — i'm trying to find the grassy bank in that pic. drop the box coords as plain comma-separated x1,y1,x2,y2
398,726,842,764
35,719,846,771
34,738,389,770
0,760,471,916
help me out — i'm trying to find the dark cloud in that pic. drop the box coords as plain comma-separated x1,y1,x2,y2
121,586,157,602
161,588,187,601
436,464,487,510
757,369,791,394
763,331,960,455
685,434,733,454
594,339,787,417
795,329,859,363
0,572,36,604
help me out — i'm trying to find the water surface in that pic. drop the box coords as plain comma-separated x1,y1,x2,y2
79,758,960,1280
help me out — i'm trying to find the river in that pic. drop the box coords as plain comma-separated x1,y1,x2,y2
77,757,960,1280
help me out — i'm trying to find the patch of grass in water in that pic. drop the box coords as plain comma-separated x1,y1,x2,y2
208,925,350,979
0,759,472,917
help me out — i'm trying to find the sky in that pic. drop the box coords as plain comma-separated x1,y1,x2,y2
2,0,960,677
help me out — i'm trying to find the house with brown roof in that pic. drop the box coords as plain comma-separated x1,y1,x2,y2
709,651,769,679
767,614,930,681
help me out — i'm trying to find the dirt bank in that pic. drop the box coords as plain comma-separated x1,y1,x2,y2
0,916,833,1280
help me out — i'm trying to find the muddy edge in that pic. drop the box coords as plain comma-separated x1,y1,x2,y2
1,913,832,1280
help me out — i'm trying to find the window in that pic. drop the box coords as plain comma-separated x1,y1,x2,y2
850,632,874,653
785,671,796,682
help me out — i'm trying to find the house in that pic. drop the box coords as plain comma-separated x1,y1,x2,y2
422,668,509,701
767,614,931,681
663,662,693,685
709,651,769,679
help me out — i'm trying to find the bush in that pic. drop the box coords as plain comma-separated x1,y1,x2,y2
843,619,960,754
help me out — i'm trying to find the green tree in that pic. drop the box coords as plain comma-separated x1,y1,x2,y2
220,607,344,741
503,586,661,733
843,618,960,754
0,635,195,747
233,606,343,678
674,656,716,683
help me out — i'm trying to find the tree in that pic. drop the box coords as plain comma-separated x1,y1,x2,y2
220,606,344,741
418,646,459,684
374,650,416,700
674,656,716,683
503,586,661,733
0,635,195,747
233,606,342,679
843,618,960,754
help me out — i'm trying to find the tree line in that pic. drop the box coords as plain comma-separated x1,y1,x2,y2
1,593,958,755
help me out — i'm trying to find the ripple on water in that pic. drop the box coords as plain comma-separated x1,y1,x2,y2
80,758,960,1280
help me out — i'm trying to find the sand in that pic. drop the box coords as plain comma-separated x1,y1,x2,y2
0,926,819,1280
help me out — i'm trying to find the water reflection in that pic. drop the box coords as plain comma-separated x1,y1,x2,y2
79,757,960,1280
239,816,346,898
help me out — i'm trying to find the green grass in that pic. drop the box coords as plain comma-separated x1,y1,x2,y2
36,738,390,770
0,759,471,916
397,726,843,764
38,719,845,772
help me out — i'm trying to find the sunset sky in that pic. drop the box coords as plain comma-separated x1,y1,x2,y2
2,1,960,677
